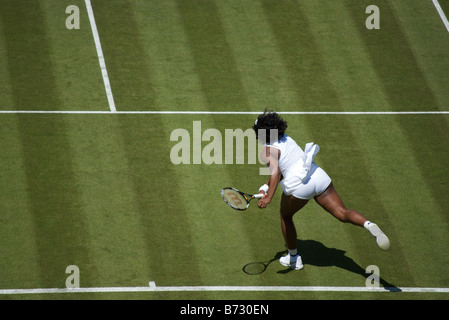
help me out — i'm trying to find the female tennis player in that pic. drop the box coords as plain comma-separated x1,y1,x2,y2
253,110,390,270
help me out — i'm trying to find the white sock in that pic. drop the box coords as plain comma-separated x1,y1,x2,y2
288,248,298,256
363,221,372,230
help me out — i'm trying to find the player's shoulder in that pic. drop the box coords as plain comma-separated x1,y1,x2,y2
260,145,281,161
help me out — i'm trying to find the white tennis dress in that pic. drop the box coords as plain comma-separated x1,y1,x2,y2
267,135,332,200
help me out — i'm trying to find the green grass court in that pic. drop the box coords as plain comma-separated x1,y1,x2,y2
1,0,449,300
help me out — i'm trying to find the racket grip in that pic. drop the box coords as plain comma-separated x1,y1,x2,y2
254,193,265,199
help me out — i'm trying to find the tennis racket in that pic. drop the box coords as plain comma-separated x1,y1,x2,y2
221,187,265,211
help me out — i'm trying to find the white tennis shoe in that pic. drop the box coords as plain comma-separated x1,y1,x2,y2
279,253,304,270
367,223,390,250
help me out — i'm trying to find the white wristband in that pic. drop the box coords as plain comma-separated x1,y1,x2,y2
259,184,269,193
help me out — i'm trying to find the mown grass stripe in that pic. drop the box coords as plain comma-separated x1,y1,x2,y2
0,2,93,287
260,0,339,110
343,1,449,283
389,0,449,109
0,1,59,110
16,115,95,287
39,0,109,111
347,1,449,226
346,0,440,111
116,116,205,287
0,117,41,288
0,14,14,108
91,0,155,110
130,3,247,288
215,0,297,109
65,116,153,286
297,0,412,286
132,0,209,110
174,0,249,109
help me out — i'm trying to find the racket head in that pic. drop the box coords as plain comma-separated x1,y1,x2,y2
221,187,251,211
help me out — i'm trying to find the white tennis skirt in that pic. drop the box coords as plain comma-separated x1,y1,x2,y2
281,164,332,200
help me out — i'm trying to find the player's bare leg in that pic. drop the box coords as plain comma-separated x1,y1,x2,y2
314,183,367,226
279,192,308,269
314,183,390,250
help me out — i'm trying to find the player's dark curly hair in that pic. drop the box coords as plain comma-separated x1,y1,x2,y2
252,110,288,143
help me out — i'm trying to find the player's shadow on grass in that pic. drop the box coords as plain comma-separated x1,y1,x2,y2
283,239,399,291
243,239,399,291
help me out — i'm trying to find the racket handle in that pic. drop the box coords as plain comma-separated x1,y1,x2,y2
254,193,265,199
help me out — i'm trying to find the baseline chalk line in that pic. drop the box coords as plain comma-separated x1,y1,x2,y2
2,282,449,295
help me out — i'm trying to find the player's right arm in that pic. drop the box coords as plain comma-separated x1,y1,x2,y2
257,146,280,209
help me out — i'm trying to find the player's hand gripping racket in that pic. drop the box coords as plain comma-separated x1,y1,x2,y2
221,187,265,211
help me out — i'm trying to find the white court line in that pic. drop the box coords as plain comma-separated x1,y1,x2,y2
1,283,449,295
432,0,449,34
85,0,116,112
0,110,448,115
